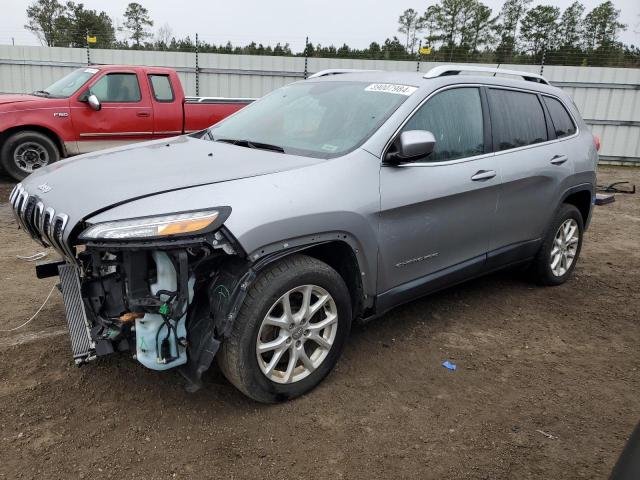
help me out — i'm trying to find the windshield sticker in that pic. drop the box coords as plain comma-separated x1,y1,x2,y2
365,83,418,96
321,144,338,152
84,68,99,74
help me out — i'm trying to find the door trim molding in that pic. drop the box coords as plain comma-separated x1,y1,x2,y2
79,132,153,137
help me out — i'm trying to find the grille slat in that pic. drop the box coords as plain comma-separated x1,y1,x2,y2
9,185,75,262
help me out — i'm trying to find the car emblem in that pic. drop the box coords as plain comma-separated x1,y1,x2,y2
37,183,52,193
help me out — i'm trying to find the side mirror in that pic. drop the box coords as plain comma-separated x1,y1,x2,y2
87,94,101,111
386,130,436,164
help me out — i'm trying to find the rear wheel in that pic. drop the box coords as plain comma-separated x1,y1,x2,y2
531,203,584,286
217,254,352,403
0,131,60,181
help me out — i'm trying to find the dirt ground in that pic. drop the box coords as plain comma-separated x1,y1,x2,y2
0,166,638,480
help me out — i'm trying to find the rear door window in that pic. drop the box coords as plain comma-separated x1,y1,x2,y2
543,96,576,138
89,73,141,103
149,74,175,102
401,87,484,162
488,89,548,151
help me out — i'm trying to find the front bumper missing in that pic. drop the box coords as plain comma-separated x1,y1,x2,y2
58,263,96,364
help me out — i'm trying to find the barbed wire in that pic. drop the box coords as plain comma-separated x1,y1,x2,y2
0,34,638,68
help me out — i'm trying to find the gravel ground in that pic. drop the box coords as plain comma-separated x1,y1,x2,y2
0,166,638,479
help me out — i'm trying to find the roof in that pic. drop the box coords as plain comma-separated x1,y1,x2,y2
306,67,564,97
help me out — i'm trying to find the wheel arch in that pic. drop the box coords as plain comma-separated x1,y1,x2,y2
249,236,372,320
560,184,594,229
0,124,67,158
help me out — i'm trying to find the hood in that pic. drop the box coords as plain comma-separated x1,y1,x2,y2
20,135,322,223
0,94,44,106
0,94,69,112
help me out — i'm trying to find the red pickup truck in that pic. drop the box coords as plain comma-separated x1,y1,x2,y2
0,65,253,181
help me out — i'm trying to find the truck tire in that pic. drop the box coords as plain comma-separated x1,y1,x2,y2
1,130,60,181
530,203,584,286
217,254,352,403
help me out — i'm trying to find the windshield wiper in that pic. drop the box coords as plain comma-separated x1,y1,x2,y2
32,90,51,97
215,138,285,153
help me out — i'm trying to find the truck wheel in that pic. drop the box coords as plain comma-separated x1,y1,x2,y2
0,131,60,181
530,203,584,286
217,254,352,403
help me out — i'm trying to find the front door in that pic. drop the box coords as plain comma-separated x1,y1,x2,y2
378,86,499,302
70,71,154,153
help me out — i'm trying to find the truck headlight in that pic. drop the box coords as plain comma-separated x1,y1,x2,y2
79,209,228,241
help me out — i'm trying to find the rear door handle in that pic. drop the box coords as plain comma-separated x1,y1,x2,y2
471,170,496,181
136,111,151,117
550,154,568,165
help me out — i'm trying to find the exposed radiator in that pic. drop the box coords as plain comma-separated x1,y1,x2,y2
58,264,95,364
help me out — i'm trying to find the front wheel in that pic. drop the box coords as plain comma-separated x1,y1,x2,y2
217,254,352,403
0,131,60,181
530,203,584,286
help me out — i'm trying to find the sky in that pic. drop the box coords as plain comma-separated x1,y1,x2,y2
1,0,639,51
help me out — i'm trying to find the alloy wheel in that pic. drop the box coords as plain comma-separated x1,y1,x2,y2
256,284,338,384
550,218,579,277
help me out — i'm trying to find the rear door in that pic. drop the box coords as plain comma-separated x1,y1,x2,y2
147,73,183,137
70,71,154,153
487,87,574,257
377,86,499,299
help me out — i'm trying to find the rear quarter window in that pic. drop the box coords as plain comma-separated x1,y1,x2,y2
488,89,548,151
149,74,175,102
543,96,577,138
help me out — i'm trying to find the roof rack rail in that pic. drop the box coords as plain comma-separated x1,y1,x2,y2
308,69,379,79
423,65,549,85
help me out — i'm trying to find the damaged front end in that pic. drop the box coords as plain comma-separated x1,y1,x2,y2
11,192,254,391
74,221,254,390
74,223,253,390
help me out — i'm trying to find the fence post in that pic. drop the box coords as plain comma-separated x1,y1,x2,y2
304,36,309,79
540,41,547,76
195,33,200,96
86,30,91,66
416,40,422,72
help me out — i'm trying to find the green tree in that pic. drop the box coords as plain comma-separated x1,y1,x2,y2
520,5,560,57
55,2,115,48
421,5,441,47
381,36,409,60
496,0,532,60
367,41,382,59
582,1,626,51
558,2,585,48
25,0,66,46
465,2,498,53
398,8,424,54
433,0,472,49
123,2,153,47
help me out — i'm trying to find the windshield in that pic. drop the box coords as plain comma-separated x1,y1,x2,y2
209,81,414,158
39,67,99,98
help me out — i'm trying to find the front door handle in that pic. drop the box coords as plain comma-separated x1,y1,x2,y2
136,111,151,117
550,154,568,165
471,170,496,181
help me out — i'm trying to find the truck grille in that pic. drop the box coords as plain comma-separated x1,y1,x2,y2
9,183,75,262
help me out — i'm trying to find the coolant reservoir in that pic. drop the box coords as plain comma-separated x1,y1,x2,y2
135,251,194,371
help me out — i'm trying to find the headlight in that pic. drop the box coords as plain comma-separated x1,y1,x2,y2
79,209,228,241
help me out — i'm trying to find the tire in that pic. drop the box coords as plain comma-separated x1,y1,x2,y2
217,254,352,403
0,131,60,181
530,203,584,286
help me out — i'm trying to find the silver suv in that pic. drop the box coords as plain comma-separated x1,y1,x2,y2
10,65,598,402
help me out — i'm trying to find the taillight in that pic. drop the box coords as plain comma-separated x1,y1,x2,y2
593,134,601,152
